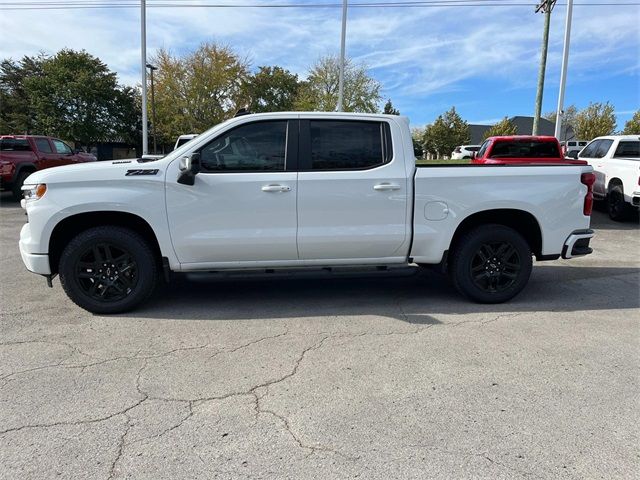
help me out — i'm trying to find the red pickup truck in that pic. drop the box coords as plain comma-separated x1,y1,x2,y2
0,135,96,200
472,135,587,165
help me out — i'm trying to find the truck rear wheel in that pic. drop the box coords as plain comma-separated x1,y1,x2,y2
59,226,158,314
450,224,532,303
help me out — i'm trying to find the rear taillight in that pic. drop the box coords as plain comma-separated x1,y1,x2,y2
581,172,596,216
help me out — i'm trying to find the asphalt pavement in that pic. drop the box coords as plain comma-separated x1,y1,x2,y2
1,193,638,479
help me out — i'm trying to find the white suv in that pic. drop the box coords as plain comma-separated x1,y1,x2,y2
451,145,480,160
575,135,640,221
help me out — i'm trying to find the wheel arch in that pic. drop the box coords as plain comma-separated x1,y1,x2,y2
448,208,543,261
48,211,162,275
607,177,623,192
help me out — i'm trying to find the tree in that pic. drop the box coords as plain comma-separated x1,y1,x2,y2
573,102,616,140
383,99,400,115
483,117,518,140
294,55,381,113
543,104,578,139
25,50,139,147
243,66,299,113
411,127,424,158
622,110,640,134
151,42,250,144
422,107,470,158
0,54,45,134
543,104,577,126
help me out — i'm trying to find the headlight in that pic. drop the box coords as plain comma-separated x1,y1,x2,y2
22,183,47,201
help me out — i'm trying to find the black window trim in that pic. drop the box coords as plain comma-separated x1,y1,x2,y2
298,119,394,172
196,119,297,174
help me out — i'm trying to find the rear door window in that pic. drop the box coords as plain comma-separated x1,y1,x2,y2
613,141,640,159
34,138,53,153
307,120,390,170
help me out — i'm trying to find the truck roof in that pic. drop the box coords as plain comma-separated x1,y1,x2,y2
487,135,558,142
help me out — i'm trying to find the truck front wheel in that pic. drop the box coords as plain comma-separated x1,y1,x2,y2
607,185,631,222
59,226,158,314
450,224,532,303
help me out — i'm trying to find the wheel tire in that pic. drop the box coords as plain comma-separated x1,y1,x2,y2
607,186,630,222
59,226,158,314
11,171,31,201
450,224,532,304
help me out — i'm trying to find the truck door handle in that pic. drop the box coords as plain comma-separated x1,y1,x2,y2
261,184,291,192
373,183,401,191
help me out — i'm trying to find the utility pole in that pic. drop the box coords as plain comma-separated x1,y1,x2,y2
554,0,573,140
532,0,556,135
337,0,348,112
141,0,148,155
146,63,158,154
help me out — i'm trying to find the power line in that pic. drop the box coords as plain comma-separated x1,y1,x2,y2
1,1,638,9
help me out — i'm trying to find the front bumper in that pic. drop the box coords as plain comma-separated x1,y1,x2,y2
19,223,51,275
561,229,594,259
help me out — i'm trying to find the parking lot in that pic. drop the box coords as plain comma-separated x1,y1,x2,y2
0,194,638,479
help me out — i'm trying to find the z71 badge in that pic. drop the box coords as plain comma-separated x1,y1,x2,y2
125,169,159,176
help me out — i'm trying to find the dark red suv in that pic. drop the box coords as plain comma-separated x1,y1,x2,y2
0,135,96,200
472,135,587,165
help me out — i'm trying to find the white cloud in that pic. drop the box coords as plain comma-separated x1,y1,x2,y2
0,1,638,117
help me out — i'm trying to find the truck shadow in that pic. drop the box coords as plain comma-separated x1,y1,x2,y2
0,192,20,208
591,205,640,230
125,265,640,323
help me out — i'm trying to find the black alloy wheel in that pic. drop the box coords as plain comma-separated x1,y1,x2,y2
75,243,138,302
470,241,521,294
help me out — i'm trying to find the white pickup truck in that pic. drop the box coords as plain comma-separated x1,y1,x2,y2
19,112,596,313
572,135,640,221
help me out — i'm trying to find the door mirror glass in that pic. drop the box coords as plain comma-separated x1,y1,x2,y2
567,150,579,159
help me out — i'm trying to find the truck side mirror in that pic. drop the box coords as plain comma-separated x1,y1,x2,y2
177,152,201,186
566,150,579,159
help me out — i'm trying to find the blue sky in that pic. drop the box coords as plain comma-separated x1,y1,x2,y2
1,0,638,128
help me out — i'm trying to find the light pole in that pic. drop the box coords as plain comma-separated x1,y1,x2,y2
140,0,148,155
146,63,158,154
337,0,348,112
555,0,574,140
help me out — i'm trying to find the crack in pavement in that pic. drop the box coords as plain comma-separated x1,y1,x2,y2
0,330,290,384
108,414,132,480
452,312,524,328
207,328,289,360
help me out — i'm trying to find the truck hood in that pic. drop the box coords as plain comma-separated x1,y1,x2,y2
25,158,165,185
